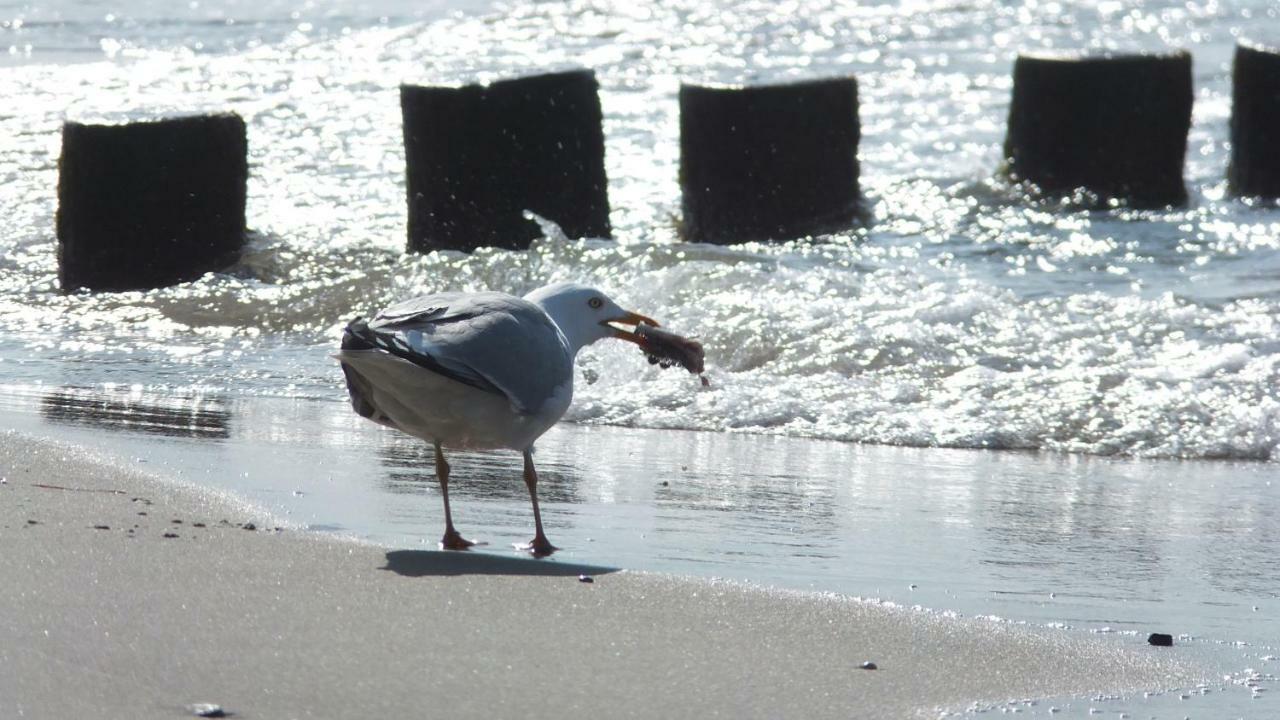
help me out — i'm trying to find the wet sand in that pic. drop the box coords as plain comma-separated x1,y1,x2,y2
0,431,1199,719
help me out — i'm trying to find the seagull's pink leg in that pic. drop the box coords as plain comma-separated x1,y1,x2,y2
516,449,557,557
434,442,474,551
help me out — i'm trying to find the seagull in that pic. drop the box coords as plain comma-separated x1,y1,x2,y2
334,282,657,556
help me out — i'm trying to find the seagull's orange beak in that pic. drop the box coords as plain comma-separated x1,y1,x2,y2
603,310,658,345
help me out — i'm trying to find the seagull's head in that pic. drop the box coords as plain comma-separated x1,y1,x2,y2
525,282,657,354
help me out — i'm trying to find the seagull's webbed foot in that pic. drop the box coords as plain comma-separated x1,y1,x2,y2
440,528,477,551
514,536,558,558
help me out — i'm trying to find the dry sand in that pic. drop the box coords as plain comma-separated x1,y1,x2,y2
0,430,1201,719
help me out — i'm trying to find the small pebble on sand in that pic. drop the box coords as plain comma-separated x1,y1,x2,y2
163,532,179,539
578,575,594,583
860,662,878,670
1148,633,1174,647
187,703,228,717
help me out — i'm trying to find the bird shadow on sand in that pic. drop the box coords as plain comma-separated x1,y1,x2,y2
382,549,619,578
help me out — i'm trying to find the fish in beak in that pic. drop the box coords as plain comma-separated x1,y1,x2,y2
603,310,659,345
604,311,705,376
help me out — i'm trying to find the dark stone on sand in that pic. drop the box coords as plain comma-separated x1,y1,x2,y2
860,661,878,670
1229,41,1280,199
27,519,38,525
401,69,611,253
93,525,110,530
679,78,862,244
578,574,595,583
57,113,248,292
1147,633,1174,647
1002,52,1192,208
163,532,179,539
241,522,256,531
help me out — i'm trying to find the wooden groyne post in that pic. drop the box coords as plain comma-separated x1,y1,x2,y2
679,77,862,244
1002,51,1192,208
401,69,611,253
57,113,248,292
1229,41,1280,199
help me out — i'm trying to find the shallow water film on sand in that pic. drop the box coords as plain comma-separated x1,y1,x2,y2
1,0,1278,459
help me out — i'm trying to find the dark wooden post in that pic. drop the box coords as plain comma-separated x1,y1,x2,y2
1002,52,1192,208
1229,41,1280,199
57,113,248,292
679,78,862,244
401,69,611,253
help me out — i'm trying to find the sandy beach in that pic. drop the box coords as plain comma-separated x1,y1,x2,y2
0,430,1201,719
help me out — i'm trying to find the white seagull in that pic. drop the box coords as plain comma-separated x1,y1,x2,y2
335,282,657,556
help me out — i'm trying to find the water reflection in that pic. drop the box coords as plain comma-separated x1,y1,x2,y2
377,440,583,505
1193,482,1280,599
976,461,1169,601
536,426,848,567
40,386,230,440
964,453,1280,630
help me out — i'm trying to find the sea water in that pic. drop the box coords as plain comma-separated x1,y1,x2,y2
0,0,1278,715
1,0,1278,459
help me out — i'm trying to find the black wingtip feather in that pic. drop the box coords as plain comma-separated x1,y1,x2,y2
339,316,506,401
342,317,376,351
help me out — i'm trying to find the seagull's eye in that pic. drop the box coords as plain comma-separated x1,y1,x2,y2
588,297,604,309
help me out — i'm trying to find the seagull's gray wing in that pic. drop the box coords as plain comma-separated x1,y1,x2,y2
346,291,572,415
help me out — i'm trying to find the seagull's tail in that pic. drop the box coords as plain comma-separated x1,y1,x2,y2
336,317,396,427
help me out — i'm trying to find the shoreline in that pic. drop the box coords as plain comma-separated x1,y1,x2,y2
1,430,1203,719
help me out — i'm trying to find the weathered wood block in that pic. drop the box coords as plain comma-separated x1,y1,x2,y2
1229,41,1280,199
401,69,611,253
57,113,248,292
1002,52,1192,208
679,78,862,244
